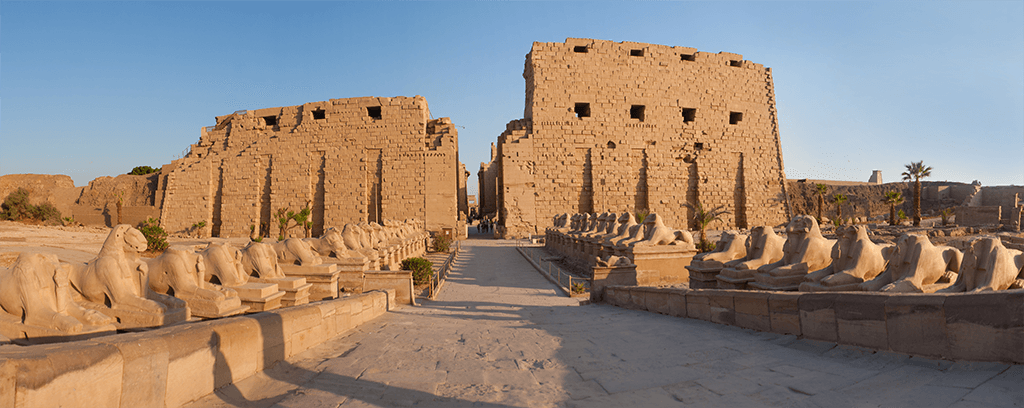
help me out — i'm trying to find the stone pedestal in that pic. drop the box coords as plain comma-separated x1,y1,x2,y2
750,264,809,291
625,245,697,286
0,312,116,345
281,263,341,301
80,297,189,330
686,260,726,289
716,267,758,290
180,292,249,318
250,277,311,307
230,282,285,311
324,256,370,293
363,270,415,305
591,264,638,301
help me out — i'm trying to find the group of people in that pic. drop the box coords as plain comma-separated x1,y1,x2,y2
476,219,492,233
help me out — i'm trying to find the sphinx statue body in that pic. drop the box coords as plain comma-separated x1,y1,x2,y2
799,225,894,292
240,241,312,306
860,233,961,293
632,214,696,250
687,230,748,289
201,242,285,311
749,215,835,291
939,236,1024,293
0,252,116,342
716,226,786,289
146,245,248,317
68,225,188,328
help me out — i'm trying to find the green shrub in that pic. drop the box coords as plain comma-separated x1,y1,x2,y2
1,188,62,224
138,217,169,252
31,203,62,223
401,257,434,285
432,234,452,252
129,166,160,175
1,188,33,220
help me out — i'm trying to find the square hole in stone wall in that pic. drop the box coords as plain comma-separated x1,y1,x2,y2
573,46,588,53
630,49,644,57
730,60,743,67
367,106,382,120
682,108,696,123
574,103,591,118
694,142,704,150
263,116,277,127
681,54,695,61
730,112,743,124
630,105,645,121
312,109,326,120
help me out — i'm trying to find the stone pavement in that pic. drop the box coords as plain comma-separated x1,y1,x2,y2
186,236,1023,408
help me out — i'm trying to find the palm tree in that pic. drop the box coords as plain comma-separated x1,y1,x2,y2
814,183,828,223
883,190,904,226
683,200,730,252
902,161,932,226
832,193,848,224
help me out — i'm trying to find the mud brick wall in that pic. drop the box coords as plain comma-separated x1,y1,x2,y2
160,96,463,237
487,38,790,238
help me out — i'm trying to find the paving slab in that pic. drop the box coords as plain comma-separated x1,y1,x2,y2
185,238,1024,408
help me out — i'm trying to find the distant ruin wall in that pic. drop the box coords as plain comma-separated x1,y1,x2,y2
159,96,463,237
491,38,790,238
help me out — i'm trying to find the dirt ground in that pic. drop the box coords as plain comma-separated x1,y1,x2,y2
0,220,251,267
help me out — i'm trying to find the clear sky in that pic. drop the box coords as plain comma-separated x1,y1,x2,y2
2,1,1022,195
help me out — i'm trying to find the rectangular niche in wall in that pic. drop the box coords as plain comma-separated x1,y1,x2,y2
630,105,645,121
367,106,382,120
263,116,278,126
573,46,588,53
312,109,326,120
682,108,696,123
575,103,591,118
729,112,743,125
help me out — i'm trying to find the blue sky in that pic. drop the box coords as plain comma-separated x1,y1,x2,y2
2,1,1022,194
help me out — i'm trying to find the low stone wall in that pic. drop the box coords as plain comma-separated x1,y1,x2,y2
0,289,396,408
603,286,1023,364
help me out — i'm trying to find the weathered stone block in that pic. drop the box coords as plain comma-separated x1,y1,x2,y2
92,331,169,408
667,289,688,317
944,291,1024,363
799,292,838,342
685,290,711,321
706,290,736,326
733,291,771,332
835,293,889,350
644,289,673,315
884,294,947,358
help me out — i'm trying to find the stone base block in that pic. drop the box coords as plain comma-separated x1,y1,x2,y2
80,300,188,330
181,293,249,319
0,312,116,345
282,264,341,301
241,290,285,312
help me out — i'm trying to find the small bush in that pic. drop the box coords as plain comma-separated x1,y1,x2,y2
696,239,715,253
432,234,452,252
571,282,586,294
401,257,434,285
129,166,160,175
138,217,169,252
1,188,62,224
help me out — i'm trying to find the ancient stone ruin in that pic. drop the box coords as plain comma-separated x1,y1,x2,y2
480,38,790,238
160,96,466,238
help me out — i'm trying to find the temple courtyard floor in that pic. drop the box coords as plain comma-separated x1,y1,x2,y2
183,234,1023,408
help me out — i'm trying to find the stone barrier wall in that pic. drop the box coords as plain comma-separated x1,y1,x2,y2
0,289,396,408
603,286,1023,364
